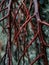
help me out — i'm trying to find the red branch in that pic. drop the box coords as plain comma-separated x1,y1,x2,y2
0,0,49,65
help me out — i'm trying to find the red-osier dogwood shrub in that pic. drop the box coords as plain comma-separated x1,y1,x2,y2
0,0,49,65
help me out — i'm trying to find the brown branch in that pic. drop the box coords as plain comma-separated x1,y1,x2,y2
0,6,8,12
30,53,44,65
40,20,49,26
15,15,35,40
0,0,5,7
0,14,9,22
33,0,48,65
18,31,38,65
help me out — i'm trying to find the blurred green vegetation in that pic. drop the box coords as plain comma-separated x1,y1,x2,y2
0,0,49,65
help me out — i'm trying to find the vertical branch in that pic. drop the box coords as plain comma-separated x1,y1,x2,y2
7,0,12,65
33,0,48,65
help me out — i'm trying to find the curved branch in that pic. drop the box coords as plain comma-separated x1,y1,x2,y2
15,15,35,40
30,53,44,65
18,31,38,65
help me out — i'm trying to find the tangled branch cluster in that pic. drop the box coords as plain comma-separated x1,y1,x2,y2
0,0,49,65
